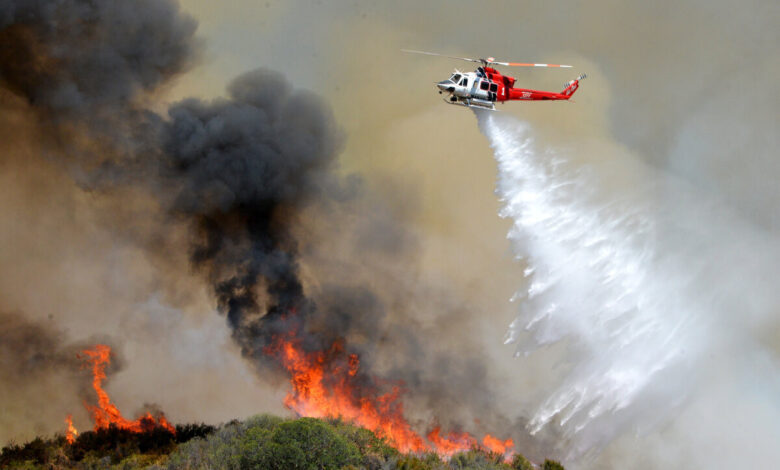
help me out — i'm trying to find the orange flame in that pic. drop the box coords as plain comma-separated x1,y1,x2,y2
482,434,514,456
65,415,78,444
271,337,426,452
267,334,514,458
66,344,174,435
427,426,477,457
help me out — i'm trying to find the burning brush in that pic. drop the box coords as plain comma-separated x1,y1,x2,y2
266,332,515,459
64,345,174,443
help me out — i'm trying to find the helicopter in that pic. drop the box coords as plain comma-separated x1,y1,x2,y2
403,49,586,111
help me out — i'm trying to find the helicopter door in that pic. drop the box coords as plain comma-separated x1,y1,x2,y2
479,80,489,99
479,80,497,101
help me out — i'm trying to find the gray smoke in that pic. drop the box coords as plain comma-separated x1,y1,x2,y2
0,312,123,440
0,0,523,448
0,311,82,381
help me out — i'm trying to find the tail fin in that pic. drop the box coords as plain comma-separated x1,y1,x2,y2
561,73,586,98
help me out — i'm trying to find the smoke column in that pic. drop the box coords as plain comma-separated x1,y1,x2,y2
0,0,523,447
477,111,780,466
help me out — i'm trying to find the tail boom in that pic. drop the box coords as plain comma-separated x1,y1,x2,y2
503,73,586,101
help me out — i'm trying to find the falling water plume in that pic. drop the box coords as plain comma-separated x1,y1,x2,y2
476,111,709,456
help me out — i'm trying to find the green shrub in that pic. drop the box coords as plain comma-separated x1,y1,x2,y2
511,453,533,470
0,415,559,470
241,414,285,432
394,453,446,470
244,418,361,470
165,422,248,470
0,438,47,466
111,452,167,469
448,448,513,470
174,423,217,443
328,418,399,465
542,459,565,470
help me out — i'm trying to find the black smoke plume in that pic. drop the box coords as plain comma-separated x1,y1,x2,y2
0,0,196,112
160,70,349,365
0,0,525,445
1,0,342,364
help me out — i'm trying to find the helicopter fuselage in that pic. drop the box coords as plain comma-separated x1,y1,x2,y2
436,66,584,110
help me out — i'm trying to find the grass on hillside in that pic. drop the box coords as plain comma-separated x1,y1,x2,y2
1,415,564,470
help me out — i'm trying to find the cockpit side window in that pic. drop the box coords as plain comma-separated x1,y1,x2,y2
460,77,468,86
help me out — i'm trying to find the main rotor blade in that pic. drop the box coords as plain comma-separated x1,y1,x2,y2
402,49,573,68
491,61,572,68
401,49,482,63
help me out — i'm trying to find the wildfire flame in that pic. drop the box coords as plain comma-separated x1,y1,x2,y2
427,427,477,456
65,415,78,444
63,341,513,460
482,434,515,456
266,334,514,459
64,344,174,441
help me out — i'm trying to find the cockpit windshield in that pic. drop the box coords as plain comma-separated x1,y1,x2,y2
450,74,462,83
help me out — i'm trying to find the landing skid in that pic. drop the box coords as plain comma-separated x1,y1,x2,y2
442,96,497,111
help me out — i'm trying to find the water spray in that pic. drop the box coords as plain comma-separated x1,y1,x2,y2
476,111,708,456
